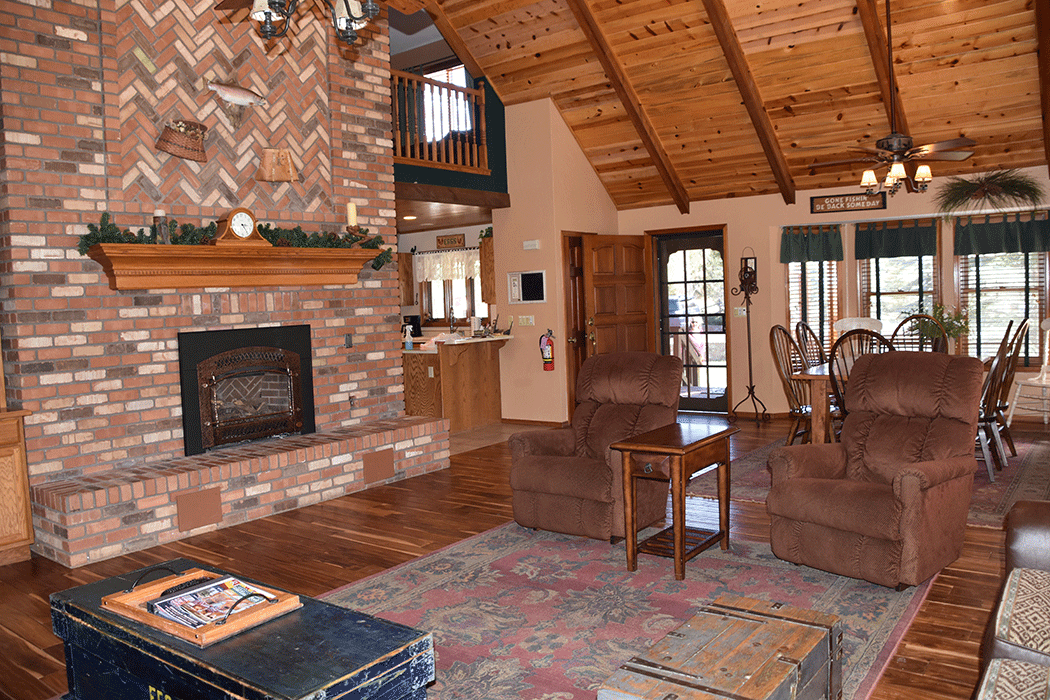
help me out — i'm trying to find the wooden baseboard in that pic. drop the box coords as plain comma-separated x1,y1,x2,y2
500,418,567,428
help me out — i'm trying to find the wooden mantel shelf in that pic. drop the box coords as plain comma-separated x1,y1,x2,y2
87,244,379,290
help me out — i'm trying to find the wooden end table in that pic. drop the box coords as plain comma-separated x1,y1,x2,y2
611,417,738,580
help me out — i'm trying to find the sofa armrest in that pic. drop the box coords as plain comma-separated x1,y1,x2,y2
1006,500,1050,573
768,443,847,484
508,428,575,462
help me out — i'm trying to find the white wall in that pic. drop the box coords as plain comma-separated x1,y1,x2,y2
493,99,619,423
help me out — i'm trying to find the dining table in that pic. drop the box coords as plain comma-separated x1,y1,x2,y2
793,362,832,444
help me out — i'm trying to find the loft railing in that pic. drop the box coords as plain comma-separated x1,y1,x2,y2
391,68,490,175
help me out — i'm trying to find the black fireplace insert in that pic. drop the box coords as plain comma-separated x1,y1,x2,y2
178,325,316,455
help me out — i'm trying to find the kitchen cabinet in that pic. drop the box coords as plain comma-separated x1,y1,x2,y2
403,337,509,432
479,236,495,303
398,252,414,306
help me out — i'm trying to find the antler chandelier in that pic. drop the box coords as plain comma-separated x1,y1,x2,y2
250,0,379,44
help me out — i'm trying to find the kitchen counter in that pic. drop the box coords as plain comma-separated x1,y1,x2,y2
403,335,511,432
403,334,512,354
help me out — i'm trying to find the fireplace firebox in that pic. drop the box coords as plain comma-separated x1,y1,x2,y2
178,325,315,455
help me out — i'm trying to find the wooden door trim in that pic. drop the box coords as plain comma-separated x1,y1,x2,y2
561,231,588,416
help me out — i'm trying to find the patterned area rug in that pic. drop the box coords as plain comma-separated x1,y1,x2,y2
687,436,1050,527
322,523,930,700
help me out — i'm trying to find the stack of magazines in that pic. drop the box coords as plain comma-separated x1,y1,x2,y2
147,576,275,629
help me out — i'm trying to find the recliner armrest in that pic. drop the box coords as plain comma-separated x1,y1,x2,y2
768,443,847,484
1006,500,1050,573
888,455,978,492
508,428,575,461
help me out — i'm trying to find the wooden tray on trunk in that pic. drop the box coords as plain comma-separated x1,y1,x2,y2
101,568,301,647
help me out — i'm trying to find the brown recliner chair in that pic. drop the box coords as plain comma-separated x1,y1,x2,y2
766,351,984,588
509,351,683,542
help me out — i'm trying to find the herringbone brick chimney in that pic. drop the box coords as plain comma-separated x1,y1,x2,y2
0,0,444,566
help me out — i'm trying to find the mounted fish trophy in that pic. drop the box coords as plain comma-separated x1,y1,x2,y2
206,80,267,130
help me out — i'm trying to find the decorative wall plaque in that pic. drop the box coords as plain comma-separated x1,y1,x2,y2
436,234,465,249
810,192,886,214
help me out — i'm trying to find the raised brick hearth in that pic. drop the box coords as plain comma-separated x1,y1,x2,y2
32,417,448,567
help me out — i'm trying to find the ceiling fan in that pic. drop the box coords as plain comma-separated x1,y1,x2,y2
809,0,975,194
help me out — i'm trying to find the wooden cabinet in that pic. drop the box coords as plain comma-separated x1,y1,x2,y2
398,252,414,306
479,236,495,303
0,409,33,565
403,338,509,432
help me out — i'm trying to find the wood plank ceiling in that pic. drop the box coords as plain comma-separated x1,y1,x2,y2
407,0,1049,211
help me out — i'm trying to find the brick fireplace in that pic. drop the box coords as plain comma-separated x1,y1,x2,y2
0,0,449,566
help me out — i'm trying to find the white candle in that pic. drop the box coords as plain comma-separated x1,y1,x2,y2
346,203,357,227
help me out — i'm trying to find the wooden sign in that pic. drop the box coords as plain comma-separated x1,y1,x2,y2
436,234,465,249
810,192,886,214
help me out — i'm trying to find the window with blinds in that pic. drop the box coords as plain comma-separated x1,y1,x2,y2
860,254,939,328
958,252,1045,364
787,260,839,353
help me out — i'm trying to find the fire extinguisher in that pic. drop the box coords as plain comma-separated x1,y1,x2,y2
539,330,555,371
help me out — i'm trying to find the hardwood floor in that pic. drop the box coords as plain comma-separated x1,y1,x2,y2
0,417,1041,700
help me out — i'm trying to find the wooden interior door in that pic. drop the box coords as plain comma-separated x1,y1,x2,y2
562,234,587,412
582,235,653,357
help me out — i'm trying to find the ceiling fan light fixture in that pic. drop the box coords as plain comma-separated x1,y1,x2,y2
888,161,908,180
860,169,879,190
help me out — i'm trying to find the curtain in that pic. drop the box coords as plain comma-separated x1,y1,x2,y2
855,219,937,259
413,248,481,282
954,212,1050,255
780,225,843,263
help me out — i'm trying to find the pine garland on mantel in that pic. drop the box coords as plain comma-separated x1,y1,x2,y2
77,212,393,270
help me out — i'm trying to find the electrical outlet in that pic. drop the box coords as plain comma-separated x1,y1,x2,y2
428,366,434,378
344,333,353,348
518,315,535,326
734,306,747,317
348,396,355,407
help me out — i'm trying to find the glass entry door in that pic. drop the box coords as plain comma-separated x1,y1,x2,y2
657,231,727,412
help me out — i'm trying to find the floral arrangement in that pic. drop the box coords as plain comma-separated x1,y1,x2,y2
78,212,393,270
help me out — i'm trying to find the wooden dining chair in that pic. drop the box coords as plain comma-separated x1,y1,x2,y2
828,328,895,419
770,325,816,445
976,321,1014,481
795,321,827,367
1008,318,1050,426
996,319,1030,457
890,313,948,353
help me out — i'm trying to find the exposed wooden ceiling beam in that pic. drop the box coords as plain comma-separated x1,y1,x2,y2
564,0,691,214
697,0,796,205
856,0,909,138
419,0,497,101
1035,0,1050,175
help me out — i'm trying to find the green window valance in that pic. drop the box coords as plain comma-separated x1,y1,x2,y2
855,219,937,259
780,225,843,263
954,212,1050,255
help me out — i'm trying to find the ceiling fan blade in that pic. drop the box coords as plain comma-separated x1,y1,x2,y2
905,137,977,158
849,146,893,156
910,150,975,162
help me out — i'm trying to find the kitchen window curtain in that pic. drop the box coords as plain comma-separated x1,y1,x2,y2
413,248,481,282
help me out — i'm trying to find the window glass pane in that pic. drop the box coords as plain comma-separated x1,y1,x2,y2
473,276,488,319
959,251,1044,364
450,278,470,319
429,280,446,320
666,251,685,283
787,260,838,351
